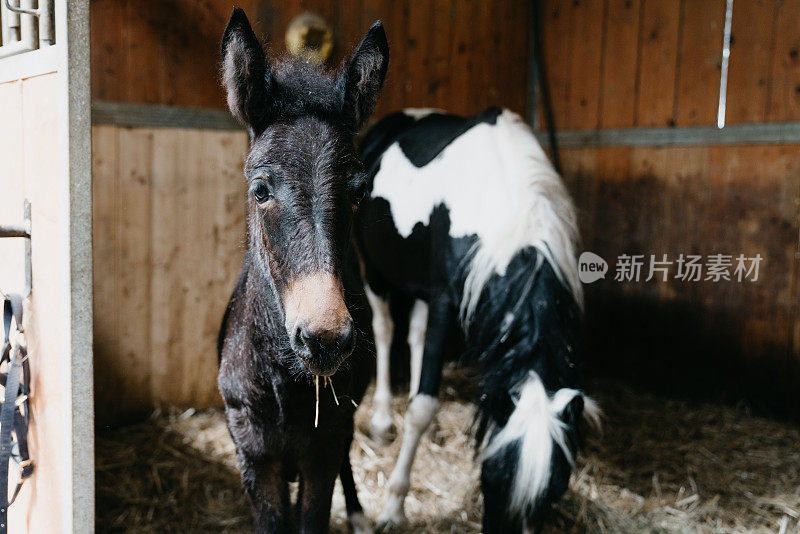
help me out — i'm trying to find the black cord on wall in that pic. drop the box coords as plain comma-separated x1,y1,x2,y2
533,0,562,175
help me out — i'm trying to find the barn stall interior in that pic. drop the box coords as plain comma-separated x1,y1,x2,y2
1,0,799,532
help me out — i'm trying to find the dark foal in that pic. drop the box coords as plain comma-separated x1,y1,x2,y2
217,9,388,533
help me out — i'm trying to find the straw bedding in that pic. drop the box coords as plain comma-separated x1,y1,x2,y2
96,367,800,533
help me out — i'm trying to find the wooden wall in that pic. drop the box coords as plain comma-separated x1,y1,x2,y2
92,126,248,422
539,0,800,413
561,145,800,413
541,0,800,129
90,0,531,117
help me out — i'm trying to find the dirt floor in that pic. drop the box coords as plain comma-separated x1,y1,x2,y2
96,368,800,533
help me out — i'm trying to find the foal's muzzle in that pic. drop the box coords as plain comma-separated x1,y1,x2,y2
290,319,356,376
282,271,355,376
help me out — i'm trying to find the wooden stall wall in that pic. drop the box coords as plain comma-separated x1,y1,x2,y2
92,127,248,422
90,0,531,117
542,0,800,129
541,0,800,414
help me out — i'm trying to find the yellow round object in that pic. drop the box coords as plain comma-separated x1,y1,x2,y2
285,12,334,64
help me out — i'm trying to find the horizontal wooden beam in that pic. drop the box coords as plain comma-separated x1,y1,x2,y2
92,101,800,147
536,122,800,148
91,101,242,130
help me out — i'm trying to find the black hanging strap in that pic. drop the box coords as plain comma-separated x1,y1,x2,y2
0,296,34,534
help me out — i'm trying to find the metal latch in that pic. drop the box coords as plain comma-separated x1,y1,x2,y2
0,200,31,298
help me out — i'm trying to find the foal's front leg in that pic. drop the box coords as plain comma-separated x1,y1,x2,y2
297,444,342,533
237,453,290,534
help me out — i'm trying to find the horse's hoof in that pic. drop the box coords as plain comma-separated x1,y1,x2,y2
375,503,407,532
375,516,406,532
369,414,395,445
348,511,374,534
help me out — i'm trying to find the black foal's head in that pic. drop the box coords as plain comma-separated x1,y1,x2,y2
222,8,388,376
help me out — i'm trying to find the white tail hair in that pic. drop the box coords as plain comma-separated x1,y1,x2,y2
482,372,601,515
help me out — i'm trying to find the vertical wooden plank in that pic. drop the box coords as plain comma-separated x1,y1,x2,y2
125,1,160,104
560,147,599,196
430,0,453,108
177,130,210,403
199,131,248,405
144,128,248,407
115,128,154,413
541,0,574,130
600,0,641,128
635,0,681,126
18,73,72,533
335,0,365,68
91,125,120,424
768,0,800,121
584,146,631,254
596,146,632,183
372,0,410,114
156,0,230,108
467,0,493,111
484,0,509,110
0,81,25,294
724,0,776,123
149,128,185,405
90,0,128,102
675,0,725,125
404,0,435,107
565,0,605,129
504,0,531,116
447,0,474,114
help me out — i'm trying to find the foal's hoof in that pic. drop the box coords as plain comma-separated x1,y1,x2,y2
348,511,374,534
369,414,395,445
375,504,407,532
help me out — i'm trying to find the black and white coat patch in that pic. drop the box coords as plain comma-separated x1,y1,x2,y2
355,107,599,532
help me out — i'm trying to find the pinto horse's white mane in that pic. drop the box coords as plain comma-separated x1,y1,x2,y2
371,108,583,323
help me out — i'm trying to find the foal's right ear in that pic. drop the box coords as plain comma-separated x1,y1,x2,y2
221,8,272,138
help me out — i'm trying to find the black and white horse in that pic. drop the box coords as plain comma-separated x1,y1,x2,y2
216,9,388,533
355,107,600,532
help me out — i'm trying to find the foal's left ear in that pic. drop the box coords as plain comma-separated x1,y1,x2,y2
336,21,389,131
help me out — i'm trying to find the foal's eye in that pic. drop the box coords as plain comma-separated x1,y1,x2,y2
250,180,273,205
351,177,369,207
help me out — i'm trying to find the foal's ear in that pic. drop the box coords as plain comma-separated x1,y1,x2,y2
336,21,389,131
221,8,272,137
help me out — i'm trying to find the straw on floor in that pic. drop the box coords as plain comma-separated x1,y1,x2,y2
96,368,800,533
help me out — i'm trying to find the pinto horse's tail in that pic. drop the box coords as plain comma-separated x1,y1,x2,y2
479,370,600,532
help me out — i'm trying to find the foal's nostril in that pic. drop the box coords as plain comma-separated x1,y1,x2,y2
291,325,314,358
337,322,356,356
291,321,355,361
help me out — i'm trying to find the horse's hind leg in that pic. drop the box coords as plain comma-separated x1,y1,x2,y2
366,286,395,443
407,299,428,398
340,437,374,534
377,294,451,529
